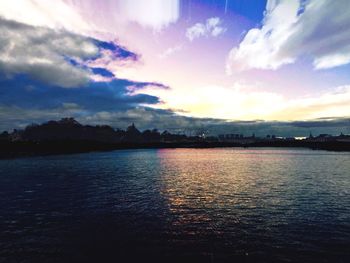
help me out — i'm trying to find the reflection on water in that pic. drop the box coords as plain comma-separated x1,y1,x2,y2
0,148,349,262
157,148,350,260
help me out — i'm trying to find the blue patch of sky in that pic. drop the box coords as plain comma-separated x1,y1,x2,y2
191,0,267,22
92,39,139,60
91,68,115,78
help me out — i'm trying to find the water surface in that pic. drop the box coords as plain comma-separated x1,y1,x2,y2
0,148,349,262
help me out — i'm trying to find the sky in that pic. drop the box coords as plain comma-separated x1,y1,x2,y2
0,0,350,136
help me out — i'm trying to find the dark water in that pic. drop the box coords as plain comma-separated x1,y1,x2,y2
0,148,349,262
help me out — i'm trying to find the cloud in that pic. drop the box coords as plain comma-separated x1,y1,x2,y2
0,74,167,113
211,118,350,137
0,17,140,88
0,0,180,33
83,107,222,131
117,0,180,31
0,105,84,131
0,103,224,133
186,17,226,41
0,17,98,87
226,0,350,72
290,118,350,128
158,45,183,59
0,0,92,33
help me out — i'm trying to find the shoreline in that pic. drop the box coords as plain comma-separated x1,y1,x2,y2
1,140,349,159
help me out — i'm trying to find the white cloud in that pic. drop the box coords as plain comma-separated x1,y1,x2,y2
186,23,206,41
186,17,226,41
118,0,180,31
227,0,350,72
0,0,180,34
0,0,93,33
0,18,99,88
158,45,183,59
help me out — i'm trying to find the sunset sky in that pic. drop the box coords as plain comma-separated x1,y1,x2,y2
1,0,350,135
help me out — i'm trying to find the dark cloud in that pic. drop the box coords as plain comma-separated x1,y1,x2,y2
289,118,350,128
210,119,350,137
0,75,162,112
82,107,222,131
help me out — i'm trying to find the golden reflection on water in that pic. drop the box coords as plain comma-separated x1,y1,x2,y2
158,149,261,231
156,148,290,233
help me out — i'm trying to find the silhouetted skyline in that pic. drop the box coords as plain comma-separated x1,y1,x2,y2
1,118,350,159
